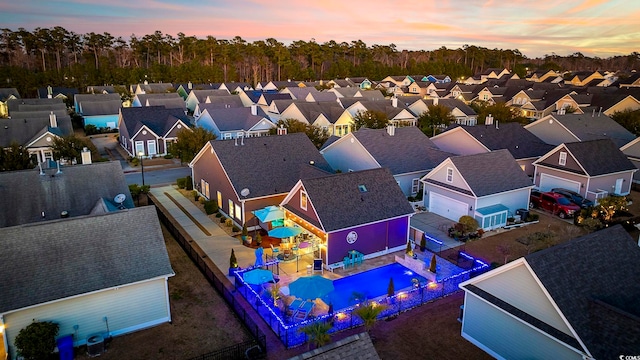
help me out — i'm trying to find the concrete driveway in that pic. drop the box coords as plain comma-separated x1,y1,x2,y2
410,211,464,251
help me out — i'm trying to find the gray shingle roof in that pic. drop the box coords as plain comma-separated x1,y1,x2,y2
203,95,244,109
0,116,72,147
453,123,554,159
0,206,174,313
0,88,20,101
202,107,269,132
352,127,453,175
287,332,380,360
120,106,190,138
525,225,640,359
449,149,533,197
436,98,476,116
7,98,64,113
292,168,414,232
552,113,636,148
0,161,134,227
209,132,332,198
74,93,121,104
309,92,338,102
146,97,187,111
191,89,231,102
79,100,122,116
561,139,636,176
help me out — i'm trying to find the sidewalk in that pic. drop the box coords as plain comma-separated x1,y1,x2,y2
150,186,257,274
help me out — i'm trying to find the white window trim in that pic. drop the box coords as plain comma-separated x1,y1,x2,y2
223,133,232,140
235,204,242,221
559,151,567,166
228,199,234,218
147,139,157,155
446,168,454,183
411,178,420,194
300,190,308,211
135,141,144,156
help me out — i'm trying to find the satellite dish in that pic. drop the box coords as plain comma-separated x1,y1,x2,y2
240,188,250,197
114,193,127,205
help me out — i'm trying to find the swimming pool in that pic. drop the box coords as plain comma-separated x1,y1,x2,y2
326,262,426,311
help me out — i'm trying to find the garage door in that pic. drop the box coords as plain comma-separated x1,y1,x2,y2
429,192,468,222
539,174,580,192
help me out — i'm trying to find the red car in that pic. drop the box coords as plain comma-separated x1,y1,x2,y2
530,190,581,219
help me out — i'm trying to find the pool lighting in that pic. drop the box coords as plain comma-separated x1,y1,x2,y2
403,270,414,276
427,281,438,290
370,301,378,307
335,312,347,320
397,292,408,299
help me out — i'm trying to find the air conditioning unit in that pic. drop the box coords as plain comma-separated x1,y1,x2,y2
86,334,104,357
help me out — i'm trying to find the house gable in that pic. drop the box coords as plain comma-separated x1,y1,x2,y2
320,133,380,173
534,144,586,175
525,115,579,146
470,260,574,336
431,127,489,156
603,95,640,116
423,158,473,195
280,181,324,231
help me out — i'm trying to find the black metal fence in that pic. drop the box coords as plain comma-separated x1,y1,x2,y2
149,195,268,359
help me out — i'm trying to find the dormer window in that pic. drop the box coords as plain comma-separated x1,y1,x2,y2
559,151,567,166
446,168,454,183
300,190,307,210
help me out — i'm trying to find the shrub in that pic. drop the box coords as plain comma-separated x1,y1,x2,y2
405,240,413,256
256,232,262,246
458,215,479,234
387,277,395,297
528,213,539,221
177,177,186,189
407,196,415,202
220,217,226,223
429,254,437,273
232,225,240,232
85,124,99,135
420,235,426,251
230,249,238,268
163,154,174,159
242,223,248,237
204,200,218,215
185,175,193,190
130,157,140,166
199,197,206,204
215,212,222,218
15,321,60,360
225,218,233,227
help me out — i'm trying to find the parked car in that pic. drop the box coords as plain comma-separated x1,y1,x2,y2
551,188,595,208
530,190,581,219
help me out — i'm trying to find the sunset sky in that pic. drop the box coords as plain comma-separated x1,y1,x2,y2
1,0,638,58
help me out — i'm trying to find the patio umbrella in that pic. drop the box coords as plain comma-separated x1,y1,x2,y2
288,275,334,300
243,269,274,285
268,226,304,239
253,206,285,223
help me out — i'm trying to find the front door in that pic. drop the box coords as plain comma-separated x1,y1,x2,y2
615,178,623,194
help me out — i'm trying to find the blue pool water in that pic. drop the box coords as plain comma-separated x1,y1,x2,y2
326,263,426,311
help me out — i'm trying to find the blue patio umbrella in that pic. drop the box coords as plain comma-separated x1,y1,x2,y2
243,268,274,285
268,226,304,239
253,206,285,223
289,275,334,300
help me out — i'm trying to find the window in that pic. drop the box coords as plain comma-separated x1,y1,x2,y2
228,199,234,218
201,179,210,199
223,133,232,140
236,132,244,138
559,151,567,166
235,204,242,221
135,141,144,156
411,178,420,194
217,191,222,208
483,94,489,100
300,190,308,210
446,168,454,183
147,140,157,155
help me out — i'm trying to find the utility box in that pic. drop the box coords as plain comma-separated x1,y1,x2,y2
86,334,104,357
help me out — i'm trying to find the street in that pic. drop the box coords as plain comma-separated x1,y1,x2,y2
125,166,191,187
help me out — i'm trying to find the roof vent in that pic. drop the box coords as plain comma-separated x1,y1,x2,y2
358,184,367,193
60,211,69,218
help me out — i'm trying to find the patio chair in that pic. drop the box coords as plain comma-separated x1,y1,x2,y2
270,244,280,256
287,299,304,317
293,301,315,321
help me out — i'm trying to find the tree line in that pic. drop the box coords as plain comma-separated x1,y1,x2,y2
2,27,639,97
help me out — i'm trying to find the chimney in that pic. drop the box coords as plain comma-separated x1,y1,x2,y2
188,81,193,90
485,114,494,125
277,125,287,135
49,112,57,128
495,120,499,130
240,135,245,146
387,124,396,136
433,98,438,106
598,107,602,117
592,108,596,117
251,104,257,116
81,147,92,165
47,85,52,99
144,80,148,85
392,97,398,108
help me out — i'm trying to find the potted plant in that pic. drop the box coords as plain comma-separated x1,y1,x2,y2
229,248,239,276
241,223,248,240
255,232,262,247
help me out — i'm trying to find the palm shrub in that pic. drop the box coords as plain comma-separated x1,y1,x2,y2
353,300,388,334
299,321,332,350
